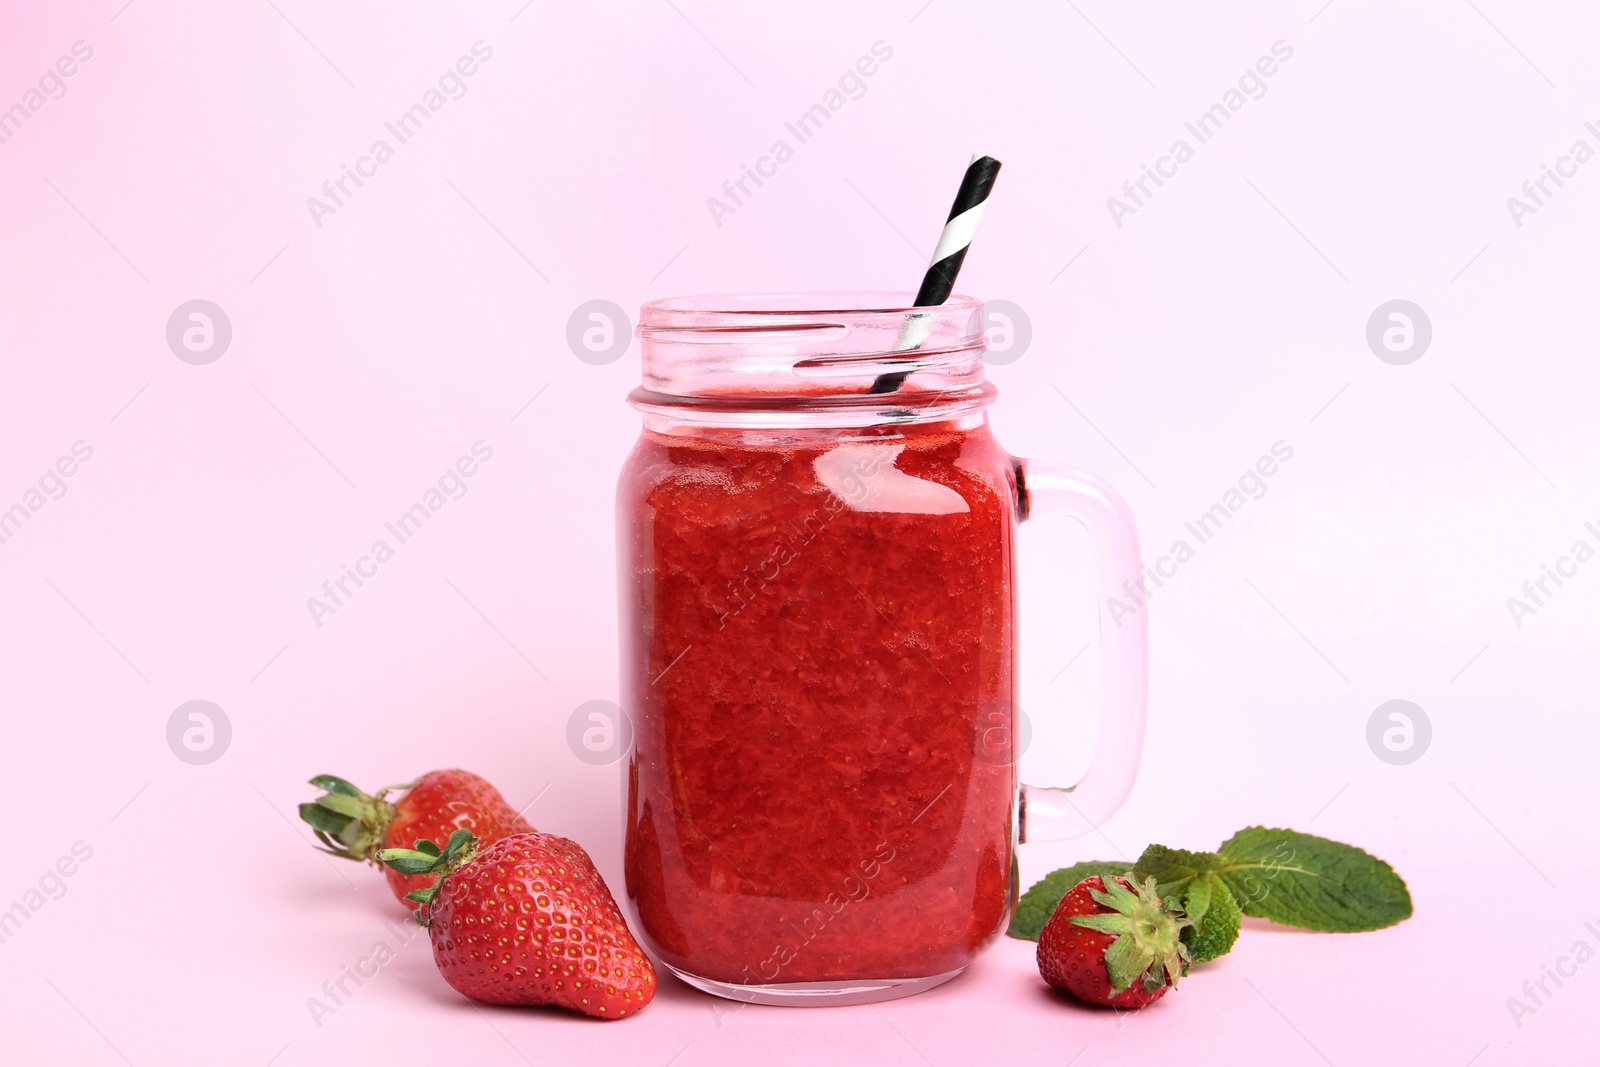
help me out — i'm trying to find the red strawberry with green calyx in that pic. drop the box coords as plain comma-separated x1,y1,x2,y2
298,769,533,906
1037,873,1191,1008
379,829,657,1019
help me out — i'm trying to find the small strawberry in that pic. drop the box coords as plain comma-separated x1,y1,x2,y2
379,829,657,1019
298,770,533,906
1037,873,1191,1008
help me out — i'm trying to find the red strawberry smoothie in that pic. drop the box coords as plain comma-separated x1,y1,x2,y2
618,417,1020,984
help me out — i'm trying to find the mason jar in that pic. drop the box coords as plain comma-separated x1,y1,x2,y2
616,292,1147,1005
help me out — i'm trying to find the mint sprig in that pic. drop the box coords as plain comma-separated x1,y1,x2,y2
1008,828,1411,962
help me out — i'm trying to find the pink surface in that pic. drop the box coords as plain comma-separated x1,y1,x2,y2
2,1,1597,1063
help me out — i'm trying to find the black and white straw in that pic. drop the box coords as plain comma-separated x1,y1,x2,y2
869,153,1002,394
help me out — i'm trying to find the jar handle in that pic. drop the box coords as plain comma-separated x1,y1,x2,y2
1014,459,1148,842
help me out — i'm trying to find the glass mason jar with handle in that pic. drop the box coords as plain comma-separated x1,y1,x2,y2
616,293,1146,1006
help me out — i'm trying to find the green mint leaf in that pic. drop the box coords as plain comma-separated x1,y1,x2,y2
1006,861,1130,941
1215,827,1413,933
1130,844,1225,896
1182,869,1213,927
1180,874,1241,962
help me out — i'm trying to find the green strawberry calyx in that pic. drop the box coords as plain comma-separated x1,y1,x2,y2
297,774,416,864
1069,875,1193,994
376,829,480,926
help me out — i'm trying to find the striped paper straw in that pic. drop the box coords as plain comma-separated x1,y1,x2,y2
868,153,1002,394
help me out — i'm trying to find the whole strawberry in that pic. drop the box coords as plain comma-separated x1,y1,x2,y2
379,830,656,1019
298,770,533,905
1037,874,1190,1008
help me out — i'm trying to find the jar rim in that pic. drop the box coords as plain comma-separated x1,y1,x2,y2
631,290,994,427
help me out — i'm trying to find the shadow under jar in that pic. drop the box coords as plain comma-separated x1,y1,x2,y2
616,293,1147,1006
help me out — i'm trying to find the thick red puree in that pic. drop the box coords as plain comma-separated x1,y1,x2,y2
618,419,1020,983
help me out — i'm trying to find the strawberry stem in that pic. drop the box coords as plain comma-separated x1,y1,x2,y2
1069,875,1193,994
297,775,402,864
377,829,479,926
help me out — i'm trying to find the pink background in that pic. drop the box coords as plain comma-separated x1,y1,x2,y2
3,0,1597,1063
